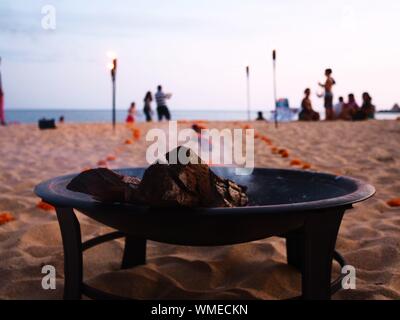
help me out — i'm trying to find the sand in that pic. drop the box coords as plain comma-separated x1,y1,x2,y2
0,120,399,300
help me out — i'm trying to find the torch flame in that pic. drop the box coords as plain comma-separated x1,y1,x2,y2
107,62,115,70
107,51,117,59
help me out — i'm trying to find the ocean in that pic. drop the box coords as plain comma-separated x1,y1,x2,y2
3,109,398,124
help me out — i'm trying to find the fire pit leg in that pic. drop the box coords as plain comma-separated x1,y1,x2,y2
56,207,83,300
286,228,304,272
302,209,345,300
121,236,147,269
286,208,345,300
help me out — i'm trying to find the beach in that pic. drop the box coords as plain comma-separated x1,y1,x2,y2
0,120,399,300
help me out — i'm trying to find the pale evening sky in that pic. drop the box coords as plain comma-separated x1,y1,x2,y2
0,0,399,112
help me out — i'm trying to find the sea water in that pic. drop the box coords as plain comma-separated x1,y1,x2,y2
4,109,398,124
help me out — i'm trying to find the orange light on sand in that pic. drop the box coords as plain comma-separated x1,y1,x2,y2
387,198,400,207
36,200,55,212
277,148,289,158
302,163,311,169
125,139,133,145
261,137,272,145
290,159,302,166
132,128,141,140
280,151,289,158
106,155,116,161
0,212,14,225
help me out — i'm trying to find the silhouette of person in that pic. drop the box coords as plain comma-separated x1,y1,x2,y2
126,102,136,123
0,57,5,126
143,91,153,122
340,93,359,120
256,111,266,121
299,88,320,121
155,85,172,121
318,68,336,120
333,97,344,119
353,92,375,120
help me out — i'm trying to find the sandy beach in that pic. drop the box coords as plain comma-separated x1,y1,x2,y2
0,120,399,300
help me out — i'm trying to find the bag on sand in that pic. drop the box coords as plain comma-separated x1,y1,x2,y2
38,118,56,130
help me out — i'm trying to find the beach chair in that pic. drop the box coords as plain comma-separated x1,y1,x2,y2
271,98,297,122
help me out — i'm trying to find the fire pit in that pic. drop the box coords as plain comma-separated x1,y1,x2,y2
34,167,375,300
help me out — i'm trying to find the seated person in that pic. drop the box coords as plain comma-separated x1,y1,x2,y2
256,111,266,121
340,94,359,120
126,102,136,123
353,92,375,121
333,97,344,119
299,88,320,121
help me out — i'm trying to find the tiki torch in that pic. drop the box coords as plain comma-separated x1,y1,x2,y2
107,52,117,132
246,65,251,121
272,50,278,128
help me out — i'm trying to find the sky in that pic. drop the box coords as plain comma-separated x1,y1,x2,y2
0,0,399,112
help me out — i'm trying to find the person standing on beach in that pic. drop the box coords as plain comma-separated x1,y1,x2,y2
0,57,5,126
143,91,153,122
155,85,172,121
318,68,336,120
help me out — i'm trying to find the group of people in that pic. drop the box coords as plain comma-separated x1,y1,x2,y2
0,58,378,127
299,68,376,121
126,85,172,123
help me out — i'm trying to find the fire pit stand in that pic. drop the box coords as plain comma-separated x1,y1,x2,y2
35,167,375,300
